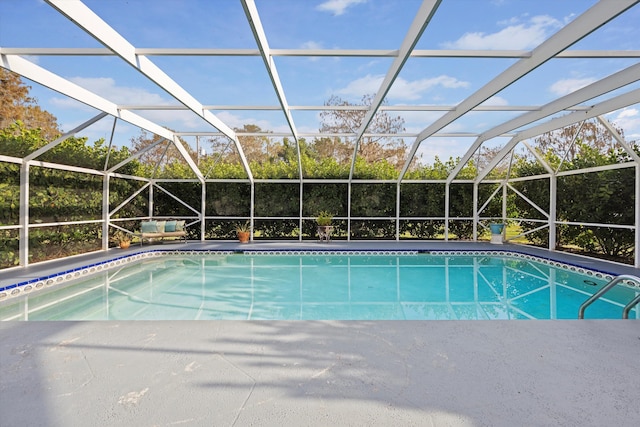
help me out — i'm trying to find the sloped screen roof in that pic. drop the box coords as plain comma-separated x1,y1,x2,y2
1,0,639,182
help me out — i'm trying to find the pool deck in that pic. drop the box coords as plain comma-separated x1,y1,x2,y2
1,241,639,426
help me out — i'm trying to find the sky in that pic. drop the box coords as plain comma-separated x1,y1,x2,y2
1,0,639,165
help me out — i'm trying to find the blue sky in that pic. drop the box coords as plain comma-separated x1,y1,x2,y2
1,0,639,164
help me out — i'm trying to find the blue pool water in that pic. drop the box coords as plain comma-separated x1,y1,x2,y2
1,253,637,320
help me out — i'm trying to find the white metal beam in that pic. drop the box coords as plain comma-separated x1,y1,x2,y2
0,54,206,181
4,47,640,59
522,141,554,175
447,61,640,184
240,0,302,180
475,88,640,183
597,116,640,163
107,138,169,173
348,0,441,180
399,0,639,182
118,104,591,112
44,0,250,182
24,112,108,162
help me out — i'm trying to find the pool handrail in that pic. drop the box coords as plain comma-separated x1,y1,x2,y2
578,274,640,319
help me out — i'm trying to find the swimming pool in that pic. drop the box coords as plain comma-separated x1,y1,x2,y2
1,250,638,320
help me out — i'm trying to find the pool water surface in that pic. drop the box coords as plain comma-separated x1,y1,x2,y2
1,253,637,320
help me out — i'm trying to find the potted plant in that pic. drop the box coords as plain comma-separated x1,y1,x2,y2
235,221,251,243
113,230,131,249
316,211,334,242
489,222,505,245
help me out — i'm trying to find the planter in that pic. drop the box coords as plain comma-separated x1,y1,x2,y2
119,241,131,249
317,225,333,243
489,223,504,244
237,231,250,243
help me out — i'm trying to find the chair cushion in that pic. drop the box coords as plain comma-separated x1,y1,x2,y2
165,220,177,232
141,221,157,233
175,220,185,231
156,221,166,233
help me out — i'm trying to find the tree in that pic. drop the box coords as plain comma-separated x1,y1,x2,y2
556,143,637,258
317,94,409,168
130,130,197,177
532,120,621,165
206,124,283,165
0,69,60,141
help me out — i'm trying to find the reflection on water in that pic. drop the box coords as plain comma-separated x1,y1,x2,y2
1,255,637,320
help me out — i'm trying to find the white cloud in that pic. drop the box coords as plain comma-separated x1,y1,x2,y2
549,77,596,96
316,0,367,16
300,40,323,49
398,110,446,133
608,107,640,140
68,77,168,105
390,76,469,100
300,41,324,62
49,96,93,112
415,138,468,163
334,74,382,97
442,15,562,50
617,108,638,119
480,96,509,106
49,77,209,134
335,74,469,101
216,111,290,134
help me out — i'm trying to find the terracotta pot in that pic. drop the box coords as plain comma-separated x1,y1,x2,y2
237,231,250,243
119,241,131,249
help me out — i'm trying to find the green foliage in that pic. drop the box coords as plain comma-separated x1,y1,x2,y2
1,94,637,264
28,224,102,265
0,229,19,268
29,167,103,223
400,183,445,217
206,182,250,216
316,211,333,226
302,183,348,217
448,183,474,239
255,183,299,217
0,122,137,173
110,178,149,219
0,162,20,226
351,183,396,217
235,221,251,233
511,142,636,260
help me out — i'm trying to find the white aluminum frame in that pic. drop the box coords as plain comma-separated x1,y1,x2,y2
0,0,639,267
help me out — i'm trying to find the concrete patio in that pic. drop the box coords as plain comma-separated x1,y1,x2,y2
1,320,639,426
1,242,639,426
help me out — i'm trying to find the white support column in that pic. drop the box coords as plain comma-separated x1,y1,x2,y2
473,183,478,241
396,182,401,241
149,184,154,219
250,182,255,242
444,182,450,241
502,183,507,240
549,174,557,251
201,182,206,241
19,162,29,267
636,164,639,268
102,174,110,249
347,182,352,241
299,181,303,241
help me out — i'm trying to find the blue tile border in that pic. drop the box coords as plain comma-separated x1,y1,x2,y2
1,248,634,301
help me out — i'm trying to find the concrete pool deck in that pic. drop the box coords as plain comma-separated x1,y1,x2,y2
1,241,639,426
2,320,639,426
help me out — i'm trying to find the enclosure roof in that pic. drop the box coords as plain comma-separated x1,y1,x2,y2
1,0,640,182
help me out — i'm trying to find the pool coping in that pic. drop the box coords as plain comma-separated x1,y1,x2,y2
2,241,639,301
